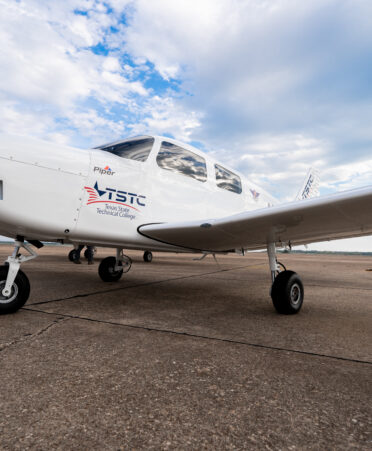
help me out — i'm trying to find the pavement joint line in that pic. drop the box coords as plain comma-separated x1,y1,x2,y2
29,262,266,306
0,316,68,353
22,307,372,366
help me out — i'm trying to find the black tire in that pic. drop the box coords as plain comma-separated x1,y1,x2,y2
69,249,81,263
98,257,123,282
271,270,304,314
143,251,153,263
68,249,76,262
84,247,96,260
0,266,30,314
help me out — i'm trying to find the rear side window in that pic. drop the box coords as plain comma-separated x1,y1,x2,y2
157,141,207,182
98,137,154,162
215,164,242,194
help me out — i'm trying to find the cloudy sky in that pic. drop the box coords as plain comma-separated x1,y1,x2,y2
1,0,371,251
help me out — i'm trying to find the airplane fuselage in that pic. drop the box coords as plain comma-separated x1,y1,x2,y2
0,135,275,251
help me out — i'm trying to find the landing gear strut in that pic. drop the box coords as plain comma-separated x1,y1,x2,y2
267,243,304,314
98,248,132,282
0,239,38,314
84,247,97,260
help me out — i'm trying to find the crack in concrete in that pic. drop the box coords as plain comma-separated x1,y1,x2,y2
0,316,68,354
22,307,372,366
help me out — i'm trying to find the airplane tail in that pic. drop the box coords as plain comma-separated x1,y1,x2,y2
296,167,320,200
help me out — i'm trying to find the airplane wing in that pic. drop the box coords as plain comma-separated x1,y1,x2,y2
138,186,372,252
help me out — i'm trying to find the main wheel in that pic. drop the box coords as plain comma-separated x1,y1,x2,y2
143,251,153,263
68,249,81,263
271,270,304,314
0,266,30,314
98,257,123,282
84,247,97,260
68,249,77,262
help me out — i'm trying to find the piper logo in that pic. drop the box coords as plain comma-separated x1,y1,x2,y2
94,166,115,175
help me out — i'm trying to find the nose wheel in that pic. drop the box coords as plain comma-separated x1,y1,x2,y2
0,266,30,314
0,238,39,314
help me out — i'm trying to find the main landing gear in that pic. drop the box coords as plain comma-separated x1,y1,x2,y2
267,242,304,314
0,238,40,314
143,250,153,263
68,246,97,262
98,249,132,282
98,249,152,282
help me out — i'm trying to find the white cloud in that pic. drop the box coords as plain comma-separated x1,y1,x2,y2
128,96,203,142
303,236,372,253
0,101,53,136
203,134,329,200
119,0,372,201
0,0,147,140
0,0,371,253
321,159,372,192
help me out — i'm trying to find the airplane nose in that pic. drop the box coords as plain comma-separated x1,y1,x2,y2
0,134,90,240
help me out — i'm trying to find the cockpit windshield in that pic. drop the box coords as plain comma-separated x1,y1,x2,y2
96,136,154,162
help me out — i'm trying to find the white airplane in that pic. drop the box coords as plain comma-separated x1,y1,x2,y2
0,135,371,315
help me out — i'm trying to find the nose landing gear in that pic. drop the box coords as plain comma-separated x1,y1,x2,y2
0,267,30,314
0,239,39,314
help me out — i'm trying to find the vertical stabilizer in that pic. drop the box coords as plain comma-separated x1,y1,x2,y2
296,168,320,200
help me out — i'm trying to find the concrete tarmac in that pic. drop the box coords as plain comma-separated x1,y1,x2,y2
0,245,371,450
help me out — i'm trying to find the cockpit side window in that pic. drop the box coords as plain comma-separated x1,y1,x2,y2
97,137,154,162
157,141,207,182
215,164,242,194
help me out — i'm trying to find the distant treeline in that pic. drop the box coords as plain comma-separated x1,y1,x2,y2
0,241,65,246
278,249,372,256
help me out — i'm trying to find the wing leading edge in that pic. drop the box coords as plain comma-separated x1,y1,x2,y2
138,186,372,252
